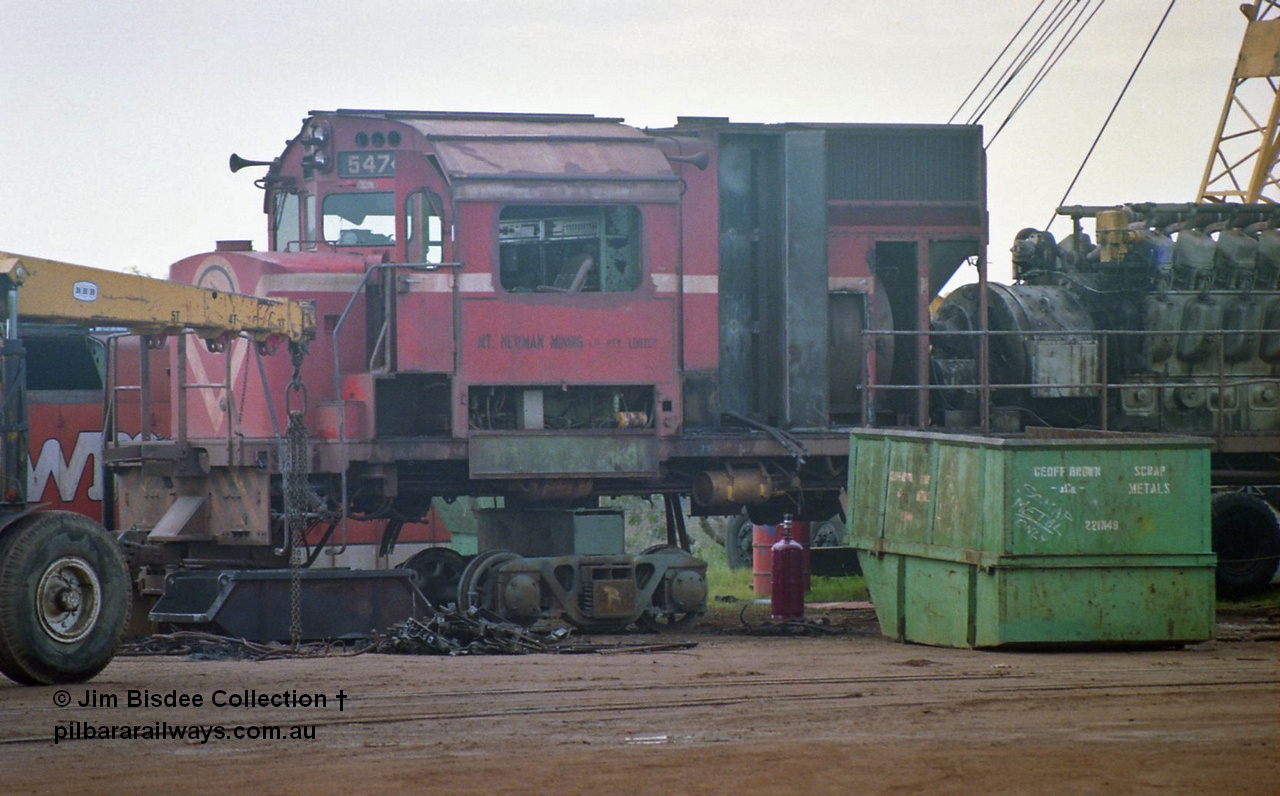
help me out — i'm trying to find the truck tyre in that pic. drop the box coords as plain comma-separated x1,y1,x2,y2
726,514,753,570
0,512,131,685
811,519,847,548
1211,491,1280,600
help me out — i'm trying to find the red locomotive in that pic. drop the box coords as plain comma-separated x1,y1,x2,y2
113,110,985,632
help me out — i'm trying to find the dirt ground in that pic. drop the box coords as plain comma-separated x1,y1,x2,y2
1,604,1277,795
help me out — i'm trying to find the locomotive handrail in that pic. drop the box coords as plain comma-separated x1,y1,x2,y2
328,261,460,554
330,266,385,555
377,261,465,269
860,325,1272,444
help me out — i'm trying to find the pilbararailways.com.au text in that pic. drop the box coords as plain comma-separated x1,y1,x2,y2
49,687,350,744
55,721,317,744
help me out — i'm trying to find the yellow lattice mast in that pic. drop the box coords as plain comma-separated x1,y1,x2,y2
1198,0,1280,203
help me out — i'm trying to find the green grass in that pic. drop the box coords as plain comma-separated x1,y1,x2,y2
704,552,868,604
605,496,870,605
702,563,868,628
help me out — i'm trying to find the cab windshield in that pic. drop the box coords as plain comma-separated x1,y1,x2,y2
323,192,396,247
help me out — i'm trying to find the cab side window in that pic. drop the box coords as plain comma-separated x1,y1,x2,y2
498,205,640,293
271,192,301,253
406,191,445,264
303,194,317,250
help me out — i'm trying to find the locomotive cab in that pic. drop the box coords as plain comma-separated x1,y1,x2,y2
252,111,685,462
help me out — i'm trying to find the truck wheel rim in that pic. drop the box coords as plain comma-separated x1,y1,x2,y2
36,556,103,643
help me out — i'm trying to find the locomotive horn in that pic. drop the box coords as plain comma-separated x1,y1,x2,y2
229,153,273,173
666,151,709,170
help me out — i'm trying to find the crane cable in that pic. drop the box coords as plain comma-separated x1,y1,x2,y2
952,0,1101,130
970,0,1081,126
948,0,1049,124
1048,0,1178,230
963,1,1069,125
987,0,1107,147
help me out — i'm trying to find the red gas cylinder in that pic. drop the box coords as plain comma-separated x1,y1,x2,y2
770,516,806,620
753,521,811,596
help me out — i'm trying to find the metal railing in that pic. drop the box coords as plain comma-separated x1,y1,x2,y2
857,324,1280,444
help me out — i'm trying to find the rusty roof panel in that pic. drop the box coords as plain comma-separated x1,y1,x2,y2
386,116,680,202
433,139,673,179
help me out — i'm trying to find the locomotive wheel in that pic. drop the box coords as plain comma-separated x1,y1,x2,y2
726,514,753,570
637,545,705,633
1212,491,1280,599
402,547,466,608
456,550,520,613
0,512,131,685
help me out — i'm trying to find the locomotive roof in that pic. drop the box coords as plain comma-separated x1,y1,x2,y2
312,109,681,203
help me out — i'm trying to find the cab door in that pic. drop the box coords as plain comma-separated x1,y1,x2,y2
390,184,454,374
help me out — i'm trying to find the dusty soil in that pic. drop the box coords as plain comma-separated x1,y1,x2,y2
2,604,1277,795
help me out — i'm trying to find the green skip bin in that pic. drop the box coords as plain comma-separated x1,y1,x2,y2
848,429,1216,648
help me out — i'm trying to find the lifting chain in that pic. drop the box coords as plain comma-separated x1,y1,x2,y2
282,342,310,647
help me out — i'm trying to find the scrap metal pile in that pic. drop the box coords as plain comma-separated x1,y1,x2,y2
374,607,571,656
374,606,698,655
121,632,371,662
122,605,698,661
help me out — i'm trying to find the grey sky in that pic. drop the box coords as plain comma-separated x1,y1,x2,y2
1,1,1245,285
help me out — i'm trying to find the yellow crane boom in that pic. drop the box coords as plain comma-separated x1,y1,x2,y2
0,252,314,345
1198,0,1280,204
0,252,313,689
